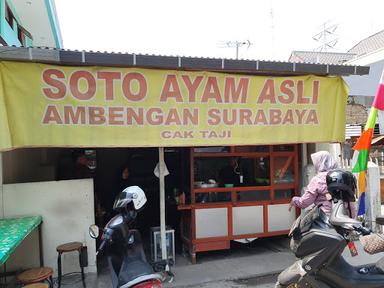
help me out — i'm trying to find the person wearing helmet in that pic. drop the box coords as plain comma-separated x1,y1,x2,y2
289,151,338,215
326,169,357,218
113,185,147,212
326,169,357,199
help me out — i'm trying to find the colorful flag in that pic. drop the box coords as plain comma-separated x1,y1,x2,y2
352,71,384,216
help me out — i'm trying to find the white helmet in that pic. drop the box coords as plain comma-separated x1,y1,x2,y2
113,186,147,211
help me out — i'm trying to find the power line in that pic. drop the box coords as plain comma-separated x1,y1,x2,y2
312,21,338,52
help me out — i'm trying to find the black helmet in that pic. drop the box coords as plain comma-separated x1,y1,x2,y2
326,169,357,202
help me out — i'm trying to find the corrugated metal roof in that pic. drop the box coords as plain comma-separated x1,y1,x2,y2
0,46,370,76
348,30,384,56
346,124,362,139
289,51,356,64
288,31,384,66
372,135,384,145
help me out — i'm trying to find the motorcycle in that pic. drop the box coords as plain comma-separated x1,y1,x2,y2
276,169,384,288
89,186,167,288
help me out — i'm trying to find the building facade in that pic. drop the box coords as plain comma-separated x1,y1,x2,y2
0,0,62,48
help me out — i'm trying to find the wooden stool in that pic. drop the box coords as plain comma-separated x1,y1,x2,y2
17,267,53,287
56,242,85,288
24,283,49,288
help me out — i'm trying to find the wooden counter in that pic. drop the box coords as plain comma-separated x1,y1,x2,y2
178,145,299,264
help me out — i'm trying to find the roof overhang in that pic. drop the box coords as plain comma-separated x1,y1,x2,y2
0,46,370,76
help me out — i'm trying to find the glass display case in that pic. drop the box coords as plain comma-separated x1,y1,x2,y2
193,156,271,189
178,145,299,264
188,145,297,204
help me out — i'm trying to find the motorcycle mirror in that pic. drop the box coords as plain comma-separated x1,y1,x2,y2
89,224,100,239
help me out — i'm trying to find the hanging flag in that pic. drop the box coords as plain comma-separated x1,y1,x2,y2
356,171,366,216
352,70,384,216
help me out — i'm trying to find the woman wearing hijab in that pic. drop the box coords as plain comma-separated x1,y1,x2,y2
289,150,338,215
118,165,134,192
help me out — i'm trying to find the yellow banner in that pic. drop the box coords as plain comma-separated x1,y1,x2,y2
0,61,348,150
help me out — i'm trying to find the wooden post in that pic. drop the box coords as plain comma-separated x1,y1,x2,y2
301,143,308,168
301,144,308,195
158,147,167,260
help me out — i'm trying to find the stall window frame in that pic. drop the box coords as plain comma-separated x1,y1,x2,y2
179,144,299,264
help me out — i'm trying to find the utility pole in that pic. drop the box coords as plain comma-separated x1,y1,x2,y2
218,40,252,59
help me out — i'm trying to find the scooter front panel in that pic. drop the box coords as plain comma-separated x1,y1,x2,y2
317,256,384,288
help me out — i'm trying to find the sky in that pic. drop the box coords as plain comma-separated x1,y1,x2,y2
55,0,384,61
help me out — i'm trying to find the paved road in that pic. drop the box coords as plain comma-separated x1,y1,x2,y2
189,274,278,287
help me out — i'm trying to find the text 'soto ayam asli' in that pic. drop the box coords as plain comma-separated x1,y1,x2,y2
41,69,320,139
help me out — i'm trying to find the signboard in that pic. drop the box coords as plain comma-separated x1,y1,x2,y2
0,61,348,150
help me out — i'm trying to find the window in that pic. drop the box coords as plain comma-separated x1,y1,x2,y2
273,156,295,184
189,145,298,206
18,27,25,46
5,3,13,27
194,156,271,188
237,190,270,201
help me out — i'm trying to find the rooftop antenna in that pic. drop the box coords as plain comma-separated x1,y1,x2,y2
312,21,338,52
218,40,252,59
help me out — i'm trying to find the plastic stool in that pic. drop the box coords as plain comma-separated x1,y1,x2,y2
17,267,53,287
56,242,86,288
24,283,49,288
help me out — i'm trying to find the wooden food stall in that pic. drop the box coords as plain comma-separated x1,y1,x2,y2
178,145,298,263
0,47,364,268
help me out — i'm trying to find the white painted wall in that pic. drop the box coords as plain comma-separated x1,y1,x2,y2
344,61,384,97
366,162,381,232
315,143,331,152
1,179,96,275
268,204,296,232
13,0,61,48
315,143,342,165
347,48,384,67
343,51,384,132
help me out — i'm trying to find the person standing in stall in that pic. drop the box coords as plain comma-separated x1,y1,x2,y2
118,165,135,191
105,164,136,217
